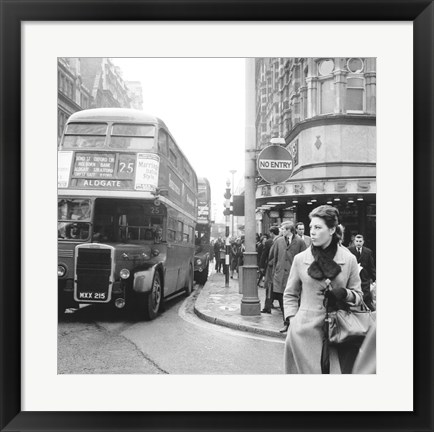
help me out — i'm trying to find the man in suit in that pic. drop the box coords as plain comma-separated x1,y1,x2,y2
295,222,312,247
349,234,376,310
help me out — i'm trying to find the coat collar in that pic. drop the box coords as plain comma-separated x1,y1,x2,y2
284,234,301,249
303,244,346,265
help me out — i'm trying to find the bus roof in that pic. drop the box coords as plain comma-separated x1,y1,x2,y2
198,177,211,188
67,108,168,128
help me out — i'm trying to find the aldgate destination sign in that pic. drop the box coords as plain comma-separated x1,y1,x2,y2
58,151,160,192
257,144,293,184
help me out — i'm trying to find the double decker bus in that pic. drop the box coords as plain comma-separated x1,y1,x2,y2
58,108,198,320
194,177,212,284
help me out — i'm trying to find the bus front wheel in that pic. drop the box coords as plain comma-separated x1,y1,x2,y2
139,271,162,321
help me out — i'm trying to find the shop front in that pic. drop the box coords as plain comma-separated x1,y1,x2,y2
256,177,376,254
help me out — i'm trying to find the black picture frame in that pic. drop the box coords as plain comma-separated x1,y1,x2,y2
1,1,432,431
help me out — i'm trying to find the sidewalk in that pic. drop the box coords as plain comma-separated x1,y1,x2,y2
194,269,286,339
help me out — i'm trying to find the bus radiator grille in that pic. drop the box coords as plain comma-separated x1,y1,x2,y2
59,249,74,258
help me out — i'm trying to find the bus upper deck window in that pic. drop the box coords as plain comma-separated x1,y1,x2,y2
62,123,108,149
110,124,156,150
112,124,155,137
157,130,168,155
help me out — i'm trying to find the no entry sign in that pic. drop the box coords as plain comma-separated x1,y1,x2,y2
257,145,293,183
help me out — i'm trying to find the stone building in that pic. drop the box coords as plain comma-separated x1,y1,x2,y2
57,58,92,144
125,81,144,110
57,58,142,143
255,58,376,251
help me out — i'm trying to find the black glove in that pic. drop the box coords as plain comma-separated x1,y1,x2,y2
330,287,347,300
324,287,348,309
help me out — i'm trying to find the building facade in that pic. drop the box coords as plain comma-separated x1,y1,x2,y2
125,81,144,110
58,58,142,143
255,58,376,251
57,58,92,144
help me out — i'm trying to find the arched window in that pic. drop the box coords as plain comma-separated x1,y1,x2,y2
346,58,365,113
317,59,335,115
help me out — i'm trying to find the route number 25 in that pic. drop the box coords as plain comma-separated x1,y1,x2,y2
119,162,134,173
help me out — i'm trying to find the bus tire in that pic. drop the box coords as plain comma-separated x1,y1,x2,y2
185,265,194,296
196,264,209,285
140,271,162,321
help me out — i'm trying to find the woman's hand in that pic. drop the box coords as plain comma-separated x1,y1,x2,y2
324,287,349,309
327,287,347,301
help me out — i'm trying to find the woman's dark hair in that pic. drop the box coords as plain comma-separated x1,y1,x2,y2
309,205,342,242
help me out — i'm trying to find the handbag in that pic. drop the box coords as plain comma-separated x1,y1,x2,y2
326,300,376,345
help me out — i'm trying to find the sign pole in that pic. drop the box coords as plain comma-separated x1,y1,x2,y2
224,180,231,288
241,58,260,316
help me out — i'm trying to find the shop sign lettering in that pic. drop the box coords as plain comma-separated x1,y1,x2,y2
357,181,370,192
312,182,325,193
257,180,375,198
275,185,287,194
261,185,271,197
293,184,304,194
335,181,347,192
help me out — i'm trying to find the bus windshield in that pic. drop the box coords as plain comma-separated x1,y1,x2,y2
93,198,164,244
58,198,91,220
58,198,92,240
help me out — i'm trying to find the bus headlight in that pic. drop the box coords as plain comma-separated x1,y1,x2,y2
196,259,202,266
120,269,130,279
151,249,160,257
58,265,66,277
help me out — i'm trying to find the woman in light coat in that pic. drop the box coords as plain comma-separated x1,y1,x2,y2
283,205,363,374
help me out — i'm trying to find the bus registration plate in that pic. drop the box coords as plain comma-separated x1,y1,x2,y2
76,291,108,301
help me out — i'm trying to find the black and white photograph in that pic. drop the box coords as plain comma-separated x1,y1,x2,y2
57,57,376,375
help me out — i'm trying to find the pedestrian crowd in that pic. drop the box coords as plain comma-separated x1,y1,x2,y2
211,235,245,277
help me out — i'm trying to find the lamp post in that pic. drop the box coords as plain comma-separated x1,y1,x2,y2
241,58,260,316
229,169,237,237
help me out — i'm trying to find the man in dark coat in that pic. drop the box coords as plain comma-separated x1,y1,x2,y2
273,221,307,332
257,234,269,286
213,238,223,273
348,234,376,310
260,226,280,313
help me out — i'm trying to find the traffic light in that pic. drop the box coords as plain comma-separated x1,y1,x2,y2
223,186,232,216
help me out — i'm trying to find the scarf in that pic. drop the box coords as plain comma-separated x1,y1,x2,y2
307,236,341,280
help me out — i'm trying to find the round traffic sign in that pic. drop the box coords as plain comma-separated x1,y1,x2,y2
257,145,293,183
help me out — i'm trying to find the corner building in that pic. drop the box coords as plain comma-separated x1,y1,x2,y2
255,58,376,252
